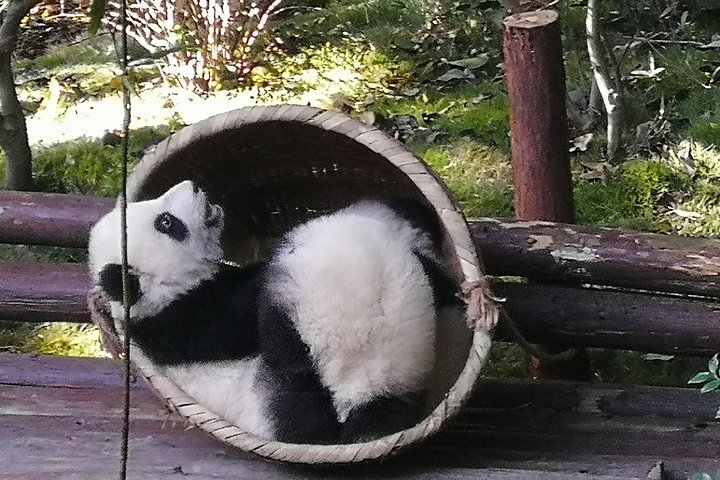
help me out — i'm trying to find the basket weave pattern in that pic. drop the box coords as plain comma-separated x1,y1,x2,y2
90,105,496,464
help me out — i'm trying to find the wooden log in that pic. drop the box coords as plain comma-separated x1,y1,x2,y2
471,218,720,297
0,262,90,323
4,261,720,355
502,10,574,223
1,191,719,299
498,283,720,356
0,191,113,248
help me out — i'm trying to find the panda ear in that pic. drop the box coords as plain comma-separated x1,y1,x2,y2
98,263,142,306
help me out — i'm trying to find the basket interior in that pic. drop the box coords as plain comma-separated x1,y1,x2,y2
132,121,459,270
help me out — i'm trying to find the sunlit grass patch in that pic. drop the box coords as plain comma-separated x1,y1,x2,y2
418,139,513,218
23,323,107,358
252,42,411,106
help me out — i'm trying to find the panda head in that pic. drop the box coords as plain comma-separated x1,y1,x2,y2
88,180,225,320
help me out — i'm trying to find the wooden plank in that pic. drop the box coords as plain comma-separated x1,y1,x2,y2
0,352,135,389
1,354,719,479
471,218,720,297
2,356,717,424
3,355,719,421
0,192,113,248
1,374,719,478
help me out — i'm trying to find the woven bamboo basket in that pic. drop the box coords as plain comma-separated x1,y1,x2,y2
89,104,497,464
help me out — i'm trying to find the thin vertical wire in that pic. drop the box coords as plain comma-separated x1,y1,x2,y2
118,0,132,475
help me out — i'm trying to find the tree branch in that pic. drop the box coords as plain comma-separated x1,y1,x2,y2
0,0,42,54
586,0,623,161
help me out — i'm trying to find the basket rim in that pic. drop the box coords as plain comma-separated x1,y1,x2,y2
110,104,495,464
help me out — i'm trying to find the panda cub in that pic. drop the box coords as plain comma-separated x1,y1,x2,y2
88,180,459,444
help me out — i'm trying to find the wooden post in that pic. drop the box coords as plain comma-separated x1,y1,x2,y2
502,10,588,380
503,10,574,222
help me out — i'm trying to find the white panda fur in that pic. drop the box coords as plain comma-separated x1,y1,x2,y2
266,201,437,422
88,180,460,444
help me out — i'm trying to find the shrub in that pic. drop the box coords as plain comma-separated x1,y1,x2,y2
105,0,284,92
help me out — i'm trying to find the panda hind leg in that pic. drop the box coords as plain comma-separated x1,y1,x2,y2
258,301,342,444
341,392,425,443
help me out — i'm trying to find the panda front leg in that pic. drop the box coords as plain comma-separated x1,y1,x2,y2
258,302,342,444
341,392,425,443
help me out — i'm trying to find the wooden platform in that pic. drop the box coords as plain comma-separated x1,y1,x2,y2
2,353,719,480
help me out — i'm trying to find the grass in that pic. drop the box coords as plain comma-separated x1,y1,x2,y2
0,125,175,196
418,139,514,217
0,321,104,357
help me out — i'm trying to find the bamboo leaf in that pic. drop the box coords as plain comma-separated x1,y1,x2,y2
688,372,714,384
447,54,489,70
89,0,108,35
700,379,720,394
709,353,719,375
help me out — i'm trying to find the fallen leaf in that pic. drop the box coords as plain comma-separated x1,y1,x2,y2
646,461,665,480
570,133,593,152
671,208,702,219
402,87,421,97
643,353,675,361
700,39,720,49
472,94,491,104
359,111,375,126
437,68,474,82
579,161,615,181
447,54,489,70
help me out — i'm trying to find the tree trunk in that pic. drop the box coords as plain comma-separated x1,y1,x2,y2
502,10,575,223
0,0,41,191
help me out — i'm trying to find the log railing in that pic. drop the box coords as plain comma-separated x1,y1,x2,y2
2,192,719,355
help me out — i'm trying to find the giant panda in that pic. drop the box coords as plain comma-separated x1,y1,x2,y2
88,180,461,444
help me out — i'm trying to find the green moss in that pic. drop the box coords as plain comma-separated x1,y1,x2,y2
252,41,410,105
13,35,115,72
591,350,707,387
574,159,690,230
484,342,527,378
0,321,104,358
637,48,717,100
279,0,503,71
0,245,86,264
277,0,427,49
675,88,720,147
689,122,720,146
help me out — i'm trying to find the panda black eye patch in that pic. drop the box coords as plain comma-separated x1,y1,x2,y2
154,212,189,241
